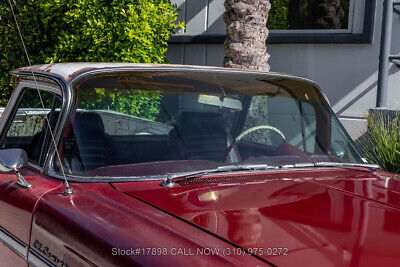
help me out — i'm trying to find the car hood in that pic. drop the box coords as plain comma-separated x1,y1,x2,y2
112,169,400,266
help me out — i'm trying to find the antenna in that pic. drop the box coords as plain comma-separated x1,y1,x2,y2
7,0,72,195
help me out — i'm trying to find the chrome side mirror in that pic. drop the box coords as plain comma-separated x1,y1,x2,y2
0,149,31,188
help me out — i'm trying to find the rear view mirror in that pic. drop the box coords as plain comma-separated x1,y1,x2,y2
0,149,31,188
198,94,242,111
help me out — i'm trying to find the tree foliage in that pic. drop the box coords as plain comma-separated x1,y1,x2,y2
268,0,290,30
0,0,183,107
78,88,162,121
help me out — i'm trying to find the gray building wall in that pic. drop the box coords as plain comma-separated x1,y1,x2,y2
166,0,400,140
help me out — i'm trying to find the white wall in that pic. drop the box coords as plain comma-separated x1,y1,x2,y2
166,1,400,139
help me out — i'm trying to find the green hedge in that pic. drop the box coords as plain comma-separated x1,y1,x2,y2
268,0,290,30
78,88,162,121
0,0,183,107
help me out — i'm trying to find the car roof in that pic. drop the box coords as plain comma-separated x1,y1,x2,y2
12,62,296,83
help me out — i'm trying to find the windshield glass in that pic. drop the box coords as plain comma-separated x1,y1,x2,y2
57,70,363,178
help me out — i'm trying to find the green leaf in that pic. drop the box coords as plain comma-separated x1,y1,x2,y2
0,0,184,103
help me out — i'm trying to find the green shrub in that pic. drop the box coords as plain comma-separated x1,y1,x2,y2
78,88,162,121
268,0,290,29
360,112,400,173
0,0,183,107
0,0,64,106
52,0,182,63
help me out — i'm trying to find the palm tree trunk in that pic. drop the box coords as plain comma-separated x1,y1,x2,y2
223,0,271,71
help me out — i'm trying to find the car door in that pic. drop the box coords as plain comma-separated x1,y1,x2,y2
0,80,64,264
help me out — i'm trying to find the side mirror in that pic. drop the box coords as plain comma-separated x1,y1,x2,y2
0,149,31,188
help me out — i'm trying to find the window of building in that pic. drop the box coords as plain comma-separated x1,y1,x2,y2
268,0,353,31
170,0,375,44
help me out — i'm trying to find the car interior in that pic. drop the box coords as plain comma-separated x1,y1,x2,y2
60,110,234,174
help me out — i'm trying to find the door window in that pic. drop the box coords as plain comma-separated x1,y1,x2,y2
1,88,61,165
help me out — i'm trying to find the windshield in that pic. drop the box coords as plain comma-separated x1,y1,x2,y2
57,70,363,178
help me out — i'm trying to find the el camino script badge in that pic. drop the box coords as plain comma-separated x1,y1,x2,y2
33,240,67,267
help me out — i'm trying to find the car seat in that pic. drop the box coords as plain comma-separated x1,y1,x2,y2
169,112,228,162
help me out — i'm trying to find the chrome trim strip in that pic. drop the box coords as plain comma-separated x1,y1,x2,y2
47,171,166,183
0,226,27,259
28,162,44,173
42,164,380,183
28,248,54,267
42,76,73,179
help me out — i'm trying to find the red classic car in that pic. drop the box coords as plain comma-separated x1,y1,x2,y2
0,63,398,266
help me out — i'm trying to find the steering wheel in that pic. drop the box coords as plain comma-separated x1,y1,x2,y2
225,125,286,162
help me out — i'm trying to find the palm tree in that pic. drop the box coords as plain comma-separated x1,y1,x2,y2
223,0,271,71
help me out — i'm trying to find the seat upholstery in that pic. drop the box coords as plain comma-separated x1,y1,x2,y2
169,112,227,162
73,112,114,172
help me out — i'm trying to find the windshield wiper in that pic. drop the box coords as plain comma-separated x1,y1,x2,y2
160,162,380,188
280,162,380,173
314,162,380,172
160,164,276,187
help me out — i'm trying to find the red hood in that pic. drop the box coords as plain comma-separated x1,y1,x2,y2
112,169,400,266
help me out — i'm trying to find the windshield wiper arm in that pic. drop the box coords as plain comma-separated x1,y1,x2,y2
279,162,380,173
313,162,380,173
160,164,275,187
160,162,380,188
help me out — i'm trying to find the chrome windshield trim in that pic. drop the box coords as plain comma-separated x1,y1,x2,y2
46,169,166,183
45,161,381,183
0,226,28,260
28,161,43,173
47,164,278,183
